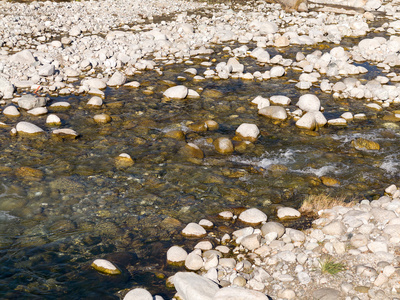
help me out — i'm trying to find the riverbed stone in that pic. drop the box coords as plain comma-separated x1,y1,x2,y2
322,220,346,236
277,207,301,219
3,106,20,116
296,94,321,112
270,95,291,106
18,95,47,110
163,85,188,99
213,287,269,300
258,106,288,120
123,288,152,300
16,121,44,134
94,114,111,124
352,138,380,150
261,222,285,238
172,272,219,300
312,288,340,300
46,114,61,125
238,208,267,225
107,71,126,86
91,259,121,275
87,96,103,107
182,222,207,237
235,123,260,142
213,137,234,155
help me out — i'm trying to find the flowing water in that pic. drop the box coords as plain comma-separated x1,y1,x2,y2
1,13,400,299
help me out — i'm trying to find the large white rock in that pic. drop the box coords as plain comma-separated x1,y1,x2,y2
0,77,14,99
227,57,244,73
277,207,301,219
82,78,107,89
213,286,269,300
3,106,20,116
107,71,126,86
28,107,48,116
163,85,188,99
11,49,36,65
259,106,287,120
87,96,103,107
38,64,55,76
172,272,219,300
236,123,259,142
270,66,285,77
18,95,47,110
261,222,285,238
167,246,188,263
16,121,44,134
182,223,207,237
123,288,152,300
46,114,61,125
239,208,267,225
185,252,204,271
296,94,321,112
270,95,291,106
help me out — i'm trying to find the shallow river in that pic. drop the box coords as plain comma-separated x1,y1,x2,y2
1,15,400,300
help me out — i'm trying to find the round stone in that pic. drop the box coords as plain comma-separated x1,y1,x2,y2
94,114,111,124
167,246,188,264
87,96,103,107
238,208,267,225
182,223,207,237
16,121,44,134
3,106,20,116
123,288,152,300
235,123,260,142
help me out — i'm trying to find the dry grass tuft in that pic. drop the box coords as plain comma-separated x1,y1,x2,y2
299,194,356,216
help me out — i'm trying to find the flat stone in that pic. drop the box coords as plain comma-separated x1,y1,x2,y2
16,121,44,134
18,95,47,110
238,208,267,225
270,95,291,106
213,287,269,300
277,207,301,219
28,107,48,116
163,85,188,99
91,259,121,275
258,106,287,120
312,288,341,300
52,129,78,138
172,272,219,300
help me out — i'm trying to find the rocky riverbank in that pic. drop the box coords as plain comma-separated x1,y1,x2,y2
122,184,400,299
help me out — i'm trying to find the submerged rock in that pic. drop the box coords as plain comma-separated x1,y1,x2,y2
91,259,121,275
352,138,380,150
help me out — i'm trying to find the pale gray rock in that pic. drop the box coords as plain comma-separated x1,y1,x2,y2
107,71,126,86
258,106,288,121
275,251,296,263
38,64,55,76
233,227,254,239
238,208,267,225
3,106,20,116
296,94,321,111
123,288,152,300
240,234,261,251
11,49,36,65
46,114,61,125
167,246,188,263
83,78,107,90
251,96,270,109
182,223,207,237
218,258,236,269
261,222,285,238
0,77,14,99
227,57,244,73
371,208,396,224
52,129,78,137
18,95,47,110
163,85,188,99
277,207,301,219
368,241,388,253
384,224,400,237
297,272,311,284
124,81,140,88
270,66,285,78
270,95,291,106
322,220,346,236
235,123,259,141
287,228,306,242
16,121,44,134
350,234,368,248
173,272,219,300
213,286,269,300
194,241,213,251
27,107,47,116
312,288,341,300
87,96,103,107
185,252,203,271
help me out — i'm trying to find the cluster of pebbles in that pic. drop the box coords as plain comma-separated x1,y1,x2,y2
93,184,400,299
